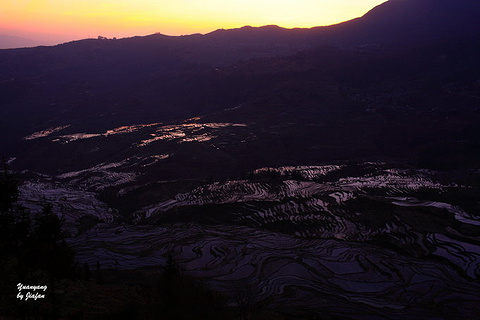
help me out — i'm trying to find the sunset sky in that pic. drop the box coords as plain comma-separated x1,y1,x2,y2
1,0,386,44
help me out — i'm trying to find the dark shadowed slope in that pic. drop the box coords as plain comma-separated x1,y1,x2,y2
1,0,480,158
309,0,480,46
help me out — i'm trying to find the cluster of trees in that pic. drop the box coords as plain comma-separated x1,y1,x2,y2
0,165,75,319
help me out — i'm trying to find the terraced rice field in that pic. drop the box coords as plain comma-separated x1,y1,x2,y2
18,162,480,319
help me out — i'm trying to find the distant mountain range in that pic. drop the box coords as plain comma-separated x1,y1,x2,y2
0,34,39,49
1,0,480,170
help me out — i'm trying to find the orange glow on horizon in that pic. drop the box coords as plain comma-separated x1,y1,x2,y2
0,0,387,42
